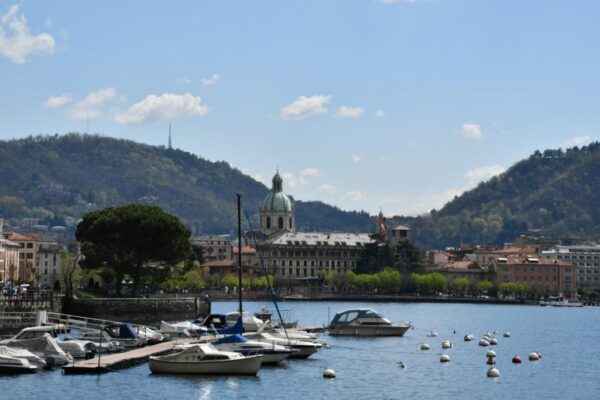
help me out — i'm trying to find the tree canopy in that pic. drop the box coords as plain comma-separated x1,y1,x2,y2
76,204,192,296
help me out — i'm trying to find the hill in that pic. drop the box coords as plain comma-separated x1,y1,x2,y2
0,134,373,235
392,142,600,249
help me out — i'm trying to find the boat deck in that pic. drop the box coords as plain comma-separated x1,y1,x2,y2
63,337,211,374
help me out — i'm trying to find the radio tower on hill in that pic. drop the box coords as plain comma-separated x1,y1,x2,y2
168,122,172,149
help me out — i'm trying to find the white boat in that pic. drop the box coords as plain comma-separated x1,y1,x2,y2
0,346,46,369
226,311,266,332
246,332,322,359
211,334,294,364
540,295,583,307
0,325,95,359
149,344,263,375
0,333,73,366
328,308,412,336
0,354,38,374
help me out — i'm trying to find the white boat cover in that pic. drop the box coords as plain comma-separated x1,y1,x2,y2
0,345,46,368
1,333,73,366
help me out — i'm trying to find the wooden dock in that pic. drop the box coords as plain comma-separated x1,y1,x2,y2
63,338,199,374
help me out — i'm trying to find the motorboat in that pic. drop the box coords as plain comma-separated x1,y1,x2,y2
1,325,95,358
135,325,164,343
76,330,124,353
245,332,322,359
0,333,73,366
103,323,148,348
327,308,412,336
149,344,263,375
225,311,265,332
211,334,294,364
0,354,38,374
540,295,583,307
0,346,46,369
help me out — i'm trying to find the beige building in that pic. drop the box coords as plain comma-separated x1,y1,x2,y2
543,245,600,292
36,237,62,289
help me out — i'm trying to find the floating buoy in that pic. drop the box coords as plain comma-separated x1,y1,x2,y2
323,368,336,378
479,339,490,347
398,361,407,369
442,340,453,349
420,343,430,350
486,350,496,358
528,352,540,361
512,355,522,364
487,368,500,378
464,334,474,341
429,331,438,337
486,357,496,365
489,338,498,345
440,354,451,363
503,331,511,337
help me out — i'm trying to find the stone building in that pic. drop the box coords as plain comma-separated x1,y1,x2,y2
193,236,234,275
255,172,375,283
543,244,600,292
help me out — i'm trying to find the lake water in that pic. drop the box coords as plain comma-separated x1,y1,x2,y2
1,301,599,400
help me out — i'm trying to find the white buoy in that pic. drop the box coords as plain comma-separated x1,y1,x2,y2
503,331,511,337
464,334,474,341
487,368,500,378
323,368,336,378
442,340,453,349
440,354,451,363
479,339,490,347
489,338,498,345
528,352,540,361
421,343,430,350
486,350,496,358
429,331,439,337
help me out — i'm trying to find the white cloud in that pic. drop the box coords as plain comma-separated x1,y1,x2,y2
115,93,211,125
334,105,364,118
0,4,55,63
317,184,338,195
300,168,320,177
281,95,331,119
374,110,385,118
201,73,220,86
68,88,117,120
351,155,362,163
565,135,592,147
43,93,72,108
461,123,482,140
465,164,505,186
342,190,367,202
175,76,193,84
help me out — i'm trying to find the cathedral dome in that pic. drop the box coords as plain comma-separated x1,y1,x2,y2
260,172,294,212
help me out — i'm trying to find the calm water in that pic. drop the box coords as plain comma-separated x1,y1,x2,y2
1,301,599,400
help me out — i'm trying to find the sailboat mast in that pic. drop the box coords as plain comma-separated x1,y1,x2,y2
237,193,243,314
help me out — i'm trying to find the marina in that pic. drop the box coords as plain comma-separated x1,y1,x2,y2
0,301,598,399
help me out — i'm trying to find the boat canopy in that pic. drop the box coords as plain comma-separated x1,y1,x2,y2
331,309,384,324
213,334,248,345
105,323,139,339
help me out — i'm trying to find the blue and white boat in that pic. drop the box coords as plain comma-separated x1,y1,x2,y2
212,334,294,364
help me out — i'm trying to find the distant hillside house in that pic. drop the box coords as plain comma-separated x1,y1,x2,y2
255,172,375,282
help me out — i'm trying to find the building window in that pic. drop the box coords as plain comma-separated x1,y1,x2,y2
266,217,271,229
278,217,284,229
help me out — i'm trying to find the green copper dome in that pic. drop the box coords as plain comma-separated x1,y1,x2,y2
260,172,294,212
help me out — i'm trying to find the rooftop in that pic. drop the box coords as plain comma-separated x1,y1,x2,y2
265,231,374,247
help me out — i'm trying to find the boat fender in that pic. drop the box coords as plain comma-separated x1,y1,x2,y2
323,368,336,378
440,354,451,363
512,355,521,364
487,368,500,378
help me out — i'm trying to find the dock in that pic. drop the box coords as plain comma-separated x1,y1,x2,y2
63,338,198,374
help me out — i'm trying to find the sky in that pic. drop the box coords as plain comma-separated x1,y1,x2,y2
1,0,599,216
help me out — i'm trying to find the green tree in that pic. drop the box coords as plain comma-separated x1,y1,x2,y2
76,204,192,297
394,239,424,272
477,279,494,294
450,278,470,296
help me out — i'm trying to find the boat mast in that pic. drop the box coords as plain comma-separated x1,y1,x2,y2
237,193,243,314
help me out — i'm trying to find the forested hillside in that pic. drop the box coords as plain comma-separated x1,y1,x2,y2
0,134,373,234
393,143,600,249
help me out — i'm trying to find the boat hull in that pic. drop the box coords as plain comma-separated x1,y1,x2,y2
0,364,38,374
328,325,410,336
149,355,263,375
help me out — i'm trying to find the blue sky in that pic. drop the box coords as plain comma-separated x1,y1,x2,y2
1,0,599,216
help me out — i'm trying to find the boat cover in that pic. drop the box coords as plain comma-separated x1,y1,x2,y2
1,333,72,366
213,334,248,345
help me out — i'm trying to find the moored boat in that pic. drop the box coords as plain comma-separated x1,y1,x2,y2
149,344,263,375
540,295,583,307
0,354,38,374
328,308,411,336
211,334,294,364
